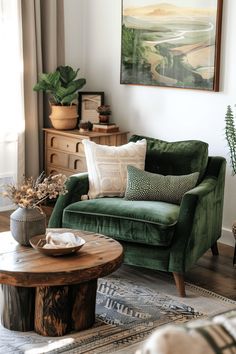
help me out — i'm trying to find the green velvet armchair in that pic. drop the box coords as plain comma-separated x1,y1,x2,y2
49,135,226,297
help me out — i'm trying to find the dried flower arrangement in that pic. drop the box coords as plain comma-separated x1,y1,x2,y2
2,172,68,210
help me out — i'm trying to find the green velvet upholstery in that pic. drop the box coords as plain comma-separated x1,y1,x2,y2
129,135,209,182
62,198,179,246
49,136,226,280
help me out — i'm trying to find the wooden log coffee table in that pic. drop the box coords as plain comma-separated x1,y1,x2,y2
0,229,123,336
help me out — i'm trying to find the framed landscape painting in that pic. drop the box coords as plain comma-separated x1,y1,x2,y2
120,0,223,91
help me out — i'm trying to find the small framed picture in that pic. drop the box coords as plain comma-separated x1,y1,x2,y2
78,92,105,123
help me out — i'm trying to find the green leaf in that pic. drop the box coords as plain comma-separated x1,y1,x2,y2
61,93,77,105
33,72,60,92
56,80,86,100
57,66,79,85
40,72,60,86
71,78,86,90
55,88,66,100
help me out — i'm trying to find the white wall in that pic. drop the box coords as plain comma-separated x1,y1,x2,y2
64,0,87,79
64,0,236,246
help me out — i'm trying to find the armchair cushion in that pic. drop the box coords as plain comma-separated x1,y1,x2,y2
129,135,208,181
125,165,199,204
82,138,147,199
62,197,180,246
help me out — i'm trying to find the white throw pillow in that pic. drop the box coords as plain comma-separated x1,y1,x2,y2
82,139,147,199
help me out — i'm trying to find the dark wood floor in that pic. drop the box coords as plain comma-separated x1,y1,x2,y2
0,209,235,300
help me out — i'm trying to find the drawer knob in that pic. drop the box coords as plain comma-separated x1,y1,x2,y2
66,144,69,148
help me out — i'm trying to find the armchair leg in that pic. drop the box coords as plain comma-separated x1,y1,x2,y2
173,272,186,297
211,242,219,256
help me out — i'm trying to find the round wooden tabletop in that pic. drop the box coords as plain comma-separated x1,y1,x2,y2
0,229,123,287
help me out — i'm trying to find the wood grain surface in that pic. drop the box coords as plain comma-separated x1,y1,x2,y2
34,285,70,336
0,229,123,287
34,279,98,336
1,284,35,331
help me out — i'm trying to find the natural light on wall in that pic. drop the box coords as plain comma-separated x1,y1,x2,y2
0,0,25,210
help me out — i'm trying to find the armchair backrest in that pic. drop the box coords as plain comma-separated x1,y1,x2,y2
129,135,209,181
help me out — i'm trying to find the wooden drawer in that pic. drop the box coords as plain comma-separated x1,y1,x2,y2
92,133,128,146
47,149,69,169
47,134,84,154
69,155,87,172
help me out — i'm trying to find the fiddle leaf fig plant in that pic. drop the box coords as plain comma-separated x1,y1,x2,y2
33,66,86,106
225,105,236,174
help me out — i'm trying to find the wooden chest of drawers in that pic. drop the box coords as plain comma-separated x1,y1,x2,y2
43,128,129,176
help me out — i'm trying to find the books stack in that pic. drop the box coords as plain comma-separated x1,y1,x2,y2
92,123,119,133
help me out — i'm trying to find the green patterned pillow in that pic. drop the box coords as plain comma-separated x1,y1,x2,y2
125,165,199,204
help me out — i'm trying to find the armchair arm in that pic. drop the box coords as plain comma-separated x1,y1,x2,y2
169,156,226,273
48,173,89,228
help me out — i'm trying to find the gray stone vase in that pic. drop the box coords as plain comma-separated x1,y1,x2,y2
10,207,46,246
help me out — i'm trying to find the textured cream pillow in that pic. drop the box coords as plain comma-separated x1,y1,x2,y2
82,139,147,199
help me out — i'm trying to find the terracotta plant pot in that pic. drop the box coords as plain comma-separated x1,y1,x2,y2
99,115,110,124
49,105,78,130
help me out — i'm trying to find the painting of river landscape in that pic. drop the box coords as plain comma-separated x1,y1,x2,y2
121,0,223,91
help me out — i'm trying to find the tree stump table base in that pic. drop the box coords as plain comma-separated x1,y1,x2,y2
35,280,97,336
1,280,98,337
1,284,35,332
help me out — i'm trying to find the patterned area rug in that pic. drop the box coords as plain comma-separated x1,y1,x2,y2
0,265,236,354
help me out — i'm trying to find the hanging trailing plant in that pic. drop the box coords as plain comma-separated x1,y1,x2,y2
225,105,236,174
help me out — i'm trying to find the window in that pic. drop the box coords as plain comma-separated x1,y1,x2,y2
0,0,25,210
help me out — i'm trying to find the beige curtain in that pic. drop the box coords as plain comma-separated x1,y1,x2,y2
21,0,65,177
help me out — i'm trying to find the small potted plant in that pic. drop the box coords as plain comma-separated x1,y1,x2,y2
33,66,86,130
96,105,112,124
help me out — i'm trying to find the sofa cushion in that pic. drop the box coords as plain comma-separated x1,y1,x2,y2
125,165,199,204
129,135,208,182
82,139,147,199
62,198,180,246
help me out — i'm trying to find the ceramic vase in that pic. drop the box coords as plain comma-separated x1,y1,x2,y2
10,207,46,246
